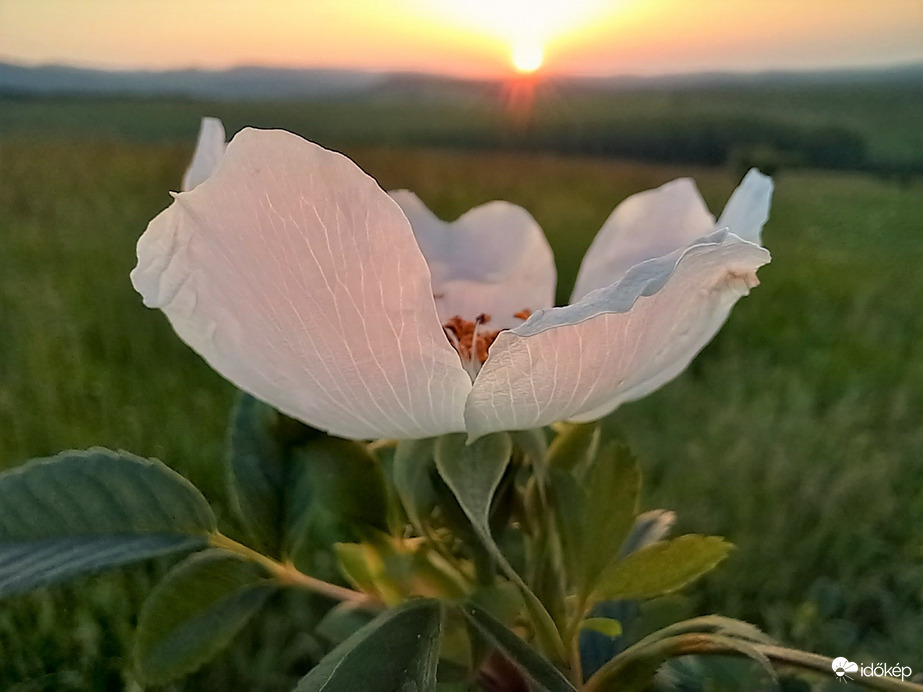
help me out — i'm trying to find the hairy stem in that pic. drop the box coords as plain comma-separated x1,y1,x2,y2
570,632,584,687
210,533,378,609
584,633,923,692
562,593,589,656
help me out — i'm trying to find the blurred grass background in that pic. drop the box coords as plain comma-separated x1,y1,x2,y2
0,90,921,690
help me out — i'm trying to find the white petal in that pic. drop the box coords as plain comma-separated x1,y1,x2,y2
390,190,556,329
133,128,472,440
181,117,227,191
465,231,770,440
716,168,773,244
571,178,716,301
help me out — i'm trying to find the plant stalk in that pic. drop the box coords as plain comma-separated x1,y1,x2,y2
584,633,923,692
210,533,378,610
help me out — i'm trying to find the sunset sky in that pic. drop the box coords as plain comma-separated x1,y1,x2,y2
2,0,922,78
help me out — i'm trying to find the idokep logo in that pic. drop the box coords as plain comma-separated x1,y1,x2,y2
832,657,858,682
832,657,914,683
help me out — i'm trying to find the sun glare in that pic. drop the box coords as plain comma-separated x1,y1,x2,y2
422,0,610,74
512,41,543,73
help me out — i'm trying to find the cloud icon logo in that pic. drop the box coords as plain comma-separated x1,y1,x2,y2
832,657,859,680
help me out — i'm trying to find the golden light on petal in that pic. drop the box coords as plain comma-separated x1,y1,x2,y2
512,40,544,73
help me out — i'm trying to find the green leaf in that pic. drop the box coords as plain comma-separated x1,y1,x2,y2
295,599,443,692
462,603,577,692
227,392,322,556
510,429,549,483
392,438,438,534
287,437,389,572
135,549,275,684
228,393,386,575
549,443,642,597
315,602,374,646
547,422,599,471
579,444,641,596
581,618,623,639
548,468,584,585
0,448,215,597
592,535,732,602
370,442,405,536
435,434,567,662
469,582,524,627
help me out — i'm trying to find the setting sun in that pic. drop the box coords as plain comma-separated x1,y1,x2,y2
512,41,544,73
419,0,613,75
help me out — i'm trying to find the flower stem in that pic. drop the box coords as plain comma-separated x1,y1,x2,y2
562,593,589,656
210,533,378,610
569,633,584,687
583,633,923,692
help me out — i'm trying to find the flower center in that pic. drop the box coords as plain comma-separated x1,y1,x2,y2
443,310,531,381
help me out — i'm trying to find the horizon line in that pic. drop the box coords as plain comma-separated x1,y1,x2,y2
3,56,922,84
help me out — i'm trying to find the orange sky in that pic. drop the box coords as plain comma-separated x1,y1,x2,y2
2,0,921,77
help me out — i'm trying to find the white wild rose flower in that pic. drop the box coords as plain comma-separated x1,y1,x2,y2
131,118,772,441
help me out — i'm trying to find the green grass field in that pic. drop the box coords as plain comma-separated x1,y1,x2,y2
3,79,922,172
1,118,922,689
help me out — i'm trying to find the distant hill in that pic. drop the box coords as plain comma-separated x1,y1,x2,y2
2,60,921,100
564,62,923,91
0,62,388,100
2,60,920,177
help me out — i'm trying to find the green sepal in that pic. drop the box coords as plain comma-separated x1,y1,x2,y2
335,543,387,600
335,535,468,606
434,434,511,535
435,434,567,662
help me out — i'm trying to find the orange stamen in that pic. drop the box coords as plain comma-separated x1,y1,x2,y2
442,308,533,371
443,315,500,366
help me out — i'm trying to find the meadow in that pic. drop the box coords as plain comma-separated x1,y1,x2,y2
3,76,922,173
1,93,922,690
